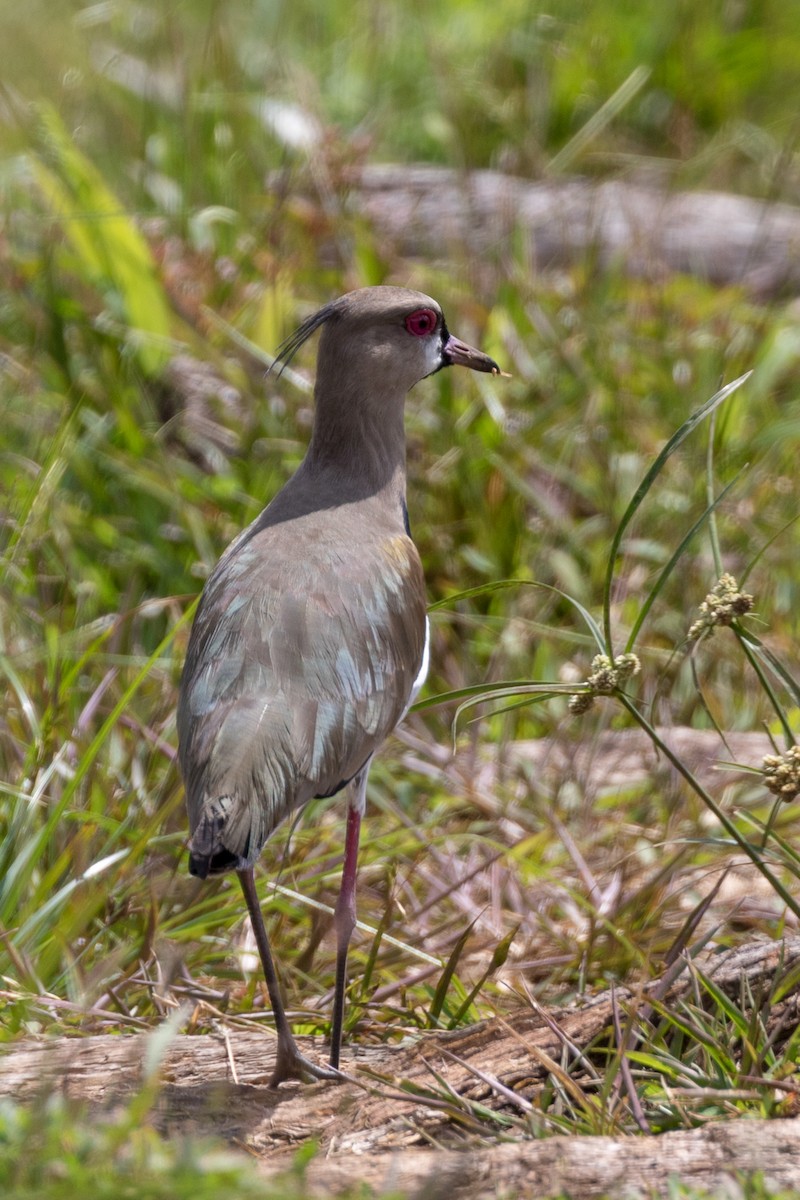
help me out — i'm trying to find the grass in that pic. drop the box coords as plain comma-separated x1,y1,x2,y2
0,1089,332,1199
2,0,800,1195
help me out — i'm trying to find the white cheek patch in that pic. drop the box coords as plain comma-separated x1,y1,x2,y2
423,335,444,376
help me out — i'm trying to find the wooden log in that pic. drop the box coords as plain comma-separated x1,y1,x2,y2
2,938,799,1196
312,165,800,297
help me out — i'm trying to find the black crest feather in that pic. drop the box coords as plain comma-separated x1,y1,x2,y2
272,299,343,374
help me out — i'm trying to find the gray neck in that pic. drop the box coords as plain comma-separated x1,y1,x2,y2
248,339,412,539
303,338,409,505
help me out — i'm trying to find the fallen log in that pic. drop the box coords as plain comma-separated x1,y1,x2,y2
296,164,800,297
2,937,798,1196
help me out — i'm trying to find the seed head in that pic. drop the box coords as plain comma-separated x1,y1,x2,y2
762,746,800,802
688,573,753,643
569,652,641,716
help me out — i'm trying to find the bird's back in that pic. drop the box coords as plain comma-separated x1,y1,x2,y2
177,476,427,876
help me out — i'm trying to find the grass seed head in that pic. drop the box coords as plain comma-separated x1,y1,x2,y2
762,745,800,802
687,573,754,642
569,652,641,715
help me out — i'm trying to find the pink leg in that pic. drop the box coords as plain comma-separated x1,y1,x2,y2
330,763,369,1068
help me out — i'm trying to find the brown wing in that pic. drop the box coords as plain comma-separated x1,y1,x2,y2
177,512,426,872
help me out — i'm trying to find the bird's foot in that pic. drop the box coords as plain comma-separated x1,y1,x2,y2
269,1036,344,1088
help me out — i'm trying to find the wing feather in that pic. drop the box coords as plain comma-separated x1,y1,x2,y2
177,508,426,872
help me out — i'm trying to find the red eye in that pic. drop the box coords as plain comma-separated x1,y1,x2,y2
404,308,438,337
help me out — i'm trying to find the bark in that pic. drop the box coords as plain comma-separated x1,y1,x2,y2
304,1121,800,1199
2,937,799,1197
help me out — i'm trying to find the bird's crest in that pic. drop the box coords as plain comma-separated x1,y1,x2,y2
271,299,343,375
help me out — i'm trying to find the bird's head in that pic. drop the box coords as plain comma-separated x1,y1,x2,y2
276,286,505,398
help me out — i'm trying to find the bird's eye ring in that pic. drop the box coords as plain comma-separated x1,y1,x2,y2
405,308,438,337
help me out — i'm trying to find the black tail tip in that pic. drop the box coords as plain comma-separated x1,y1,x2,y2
189,847,240,878
188,853,210,879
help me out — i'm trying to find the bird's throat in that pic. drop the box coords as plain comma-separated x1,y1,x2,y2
306,379,409,497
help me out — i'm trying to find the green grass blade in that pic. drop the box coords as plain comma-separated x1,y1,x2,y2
737,629,800,711
624,469,747,653
705,410,724,578
549,65,652,174
0,603,195,922
447,926,518,1028
30,105,173,377
603,373,751,657
427,579,536,611
413,679,572,714
740,513,800,586
427,916,478,1027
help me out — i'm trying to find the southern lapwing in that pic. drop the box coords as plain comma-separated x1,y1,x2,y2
178,285,503,1085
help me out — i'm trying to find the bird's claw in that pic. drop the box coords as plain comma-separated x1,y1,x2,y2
269,1041,344,1088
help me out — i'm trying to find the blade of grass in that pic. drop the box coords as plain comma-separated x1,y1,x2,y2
624,469,747,653
427,915,479,1028
413,680,571,715
549,65,652,174
706,409,724,578
1,602,196,920
447,926,518,1028
740,513,800,586
603,373,751,658
734,628,800,721
30,105,173,377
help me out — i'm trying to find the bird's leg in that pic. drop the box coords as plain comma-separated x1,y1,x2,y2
237,867,340,1087
330,763,369,1068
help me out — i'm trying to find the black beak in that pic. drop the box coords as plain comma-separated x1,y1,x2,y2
442,333,505,375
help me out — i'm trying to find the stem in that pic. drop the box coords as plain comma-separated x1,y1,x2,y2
706,410,723,578
733,626,794,746
616,693,800,923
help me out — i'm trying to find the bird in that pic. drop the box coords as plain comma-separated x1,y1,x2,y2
177,285,503,1086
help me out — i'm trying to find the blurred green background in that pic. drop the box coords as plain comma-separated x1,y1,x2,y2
2,0,800,1171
